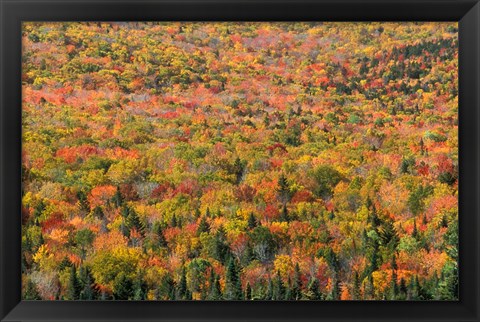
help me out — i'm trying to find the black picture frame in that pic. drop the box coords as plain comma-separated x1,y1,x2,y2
1,0,479,321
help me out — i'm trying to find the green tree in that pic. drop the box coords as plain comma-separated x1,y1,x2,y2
24,279,41,300
247,212,258,229
408,185,433,216
407,275,420,300
272,270,285,300
412,218,419,239
264,277,273,300
245,282,252,300
390,255,398,300
113,272,134,300
224,258,243,300
133,275,147,300
213,226,231,264
156,273,176,300
66,265,81,300
305,277,322,300
75,228,95,259
177,266,188,300
196,216,210,236
152,221,168,248
232,157,246,185
187,258,211,295
92,206,104,219
379,220,399,251
311,165,342,199
208,273,222,300
276,173,291,206
279,205,290,222
76,192,90,214
249,226,277,263
400,156,415,174
125,207,146,237
353,271,361,300
284,277,293,300
79,266,96,300
112,186,124,207
292,263,302,300
437,219,458,300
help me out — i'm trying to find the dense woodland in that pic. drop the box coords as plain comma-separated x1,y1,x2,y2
22,22,458,300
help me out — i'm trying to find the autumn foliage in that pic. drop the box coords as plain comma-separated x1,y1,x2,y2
22,22,458,301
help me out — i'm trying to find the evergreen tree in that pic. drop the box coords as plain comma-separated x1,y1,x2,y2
112,186,123,208
241,242,254,266
272,270,285,300
292,263,302,300
305,278,322,300
196,216,210,236
266,277,274,300
58,256,72,271
437,221,458,300
422,213,428,226
390,255,398,300
398,278,407,300
67,265,81,300
440,214,448,228
276,173,291,206
33,199,46,218
133,275,147,300
208,275,222,300
379,220,399,250
92,206,104,219
368,204,381,229
245,282,252,300
412,218,418,239
233,157,245,185
400,157,415,174
366,241,379,274
120,205,130,237
330,279,340,300
353,271,361,300
213,226,231,264
152,221,168,248
76,192,90,214
361,229,369,248
170,214,178,227
79,274,95,300
365,274,375,300
408,275,419,300
279,205,290,222
224,258,243,300
126,207,145,237
194,207,201,218
247,212,258,229
177,266,188,300
79,266,96,300
24,279,41,300
157,273,175,300
324,247,339,273
263,114,270,127
284,277,294,300
113,272,134,300
328,210,335,220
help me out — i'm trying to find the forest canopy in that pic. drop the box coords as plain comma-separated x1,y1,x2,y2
21,22,458,301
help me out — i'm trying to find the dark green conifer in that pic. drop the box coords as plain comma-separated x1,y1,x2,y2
272,270,285,300
67,265,81,300
224,258,243,300
247,212,258,229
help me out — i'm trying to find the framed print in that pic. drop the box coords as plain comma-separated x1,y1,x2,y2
1,0,479,322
